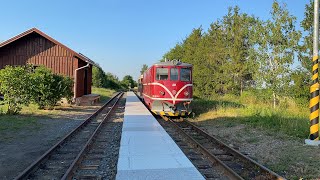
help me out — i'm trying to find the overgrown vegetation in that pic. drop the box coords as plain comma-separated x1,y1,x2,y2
0,65,73,114
192,90,309,138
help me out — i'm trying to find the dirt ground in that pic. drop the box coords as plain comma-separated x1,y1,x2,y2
0,105,102,179
191,118,320,180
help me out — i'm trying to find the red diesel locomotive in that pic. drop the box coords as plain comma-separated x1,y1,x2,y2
138,60,193,116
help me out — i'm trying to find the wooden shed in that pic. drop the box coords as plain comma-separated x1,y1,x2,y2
0,28,96,100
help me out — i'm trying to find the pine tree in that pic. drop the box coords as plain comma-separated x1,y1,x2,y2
140,64,148,75
222,6,257,95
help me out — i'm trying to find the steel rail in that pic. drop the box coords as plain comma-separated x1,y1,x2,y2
62,92,123,180
15,92,121,180
183,120,285,180
168,119,243,180
168,119,285,180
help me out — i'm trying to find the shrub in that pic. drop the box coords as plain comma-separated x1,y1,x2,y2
0,65,33,114
30,66,73,109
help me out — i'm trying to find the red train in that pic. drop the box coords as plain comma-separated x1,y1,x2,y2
138,60,193,116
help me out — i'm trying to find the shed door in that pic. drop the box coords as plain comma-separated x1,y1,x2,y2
84,68,88,95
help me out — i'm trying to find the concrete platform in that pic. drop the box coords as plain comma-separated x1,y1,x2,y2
116,91,204,180
75,94,100,106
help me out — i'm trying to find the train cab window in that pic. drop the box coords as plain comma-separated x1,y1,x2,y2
170,68,179,81
156,68,168,80
181,68,191,81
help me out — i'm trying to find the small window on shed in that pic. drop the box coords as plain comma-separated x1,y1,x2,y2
170,68,178,81
181,68,191,81
156,68,168,80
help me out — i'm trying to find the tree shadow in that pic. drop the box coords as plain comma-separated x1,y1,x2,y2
191,98,245,115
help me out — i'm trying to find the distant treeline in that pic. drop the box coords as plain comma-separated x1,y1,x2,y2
162,0,314,108
92,66,137,90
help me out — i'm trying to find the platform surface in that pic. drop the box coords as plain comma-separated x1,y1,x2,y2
116,91,204,180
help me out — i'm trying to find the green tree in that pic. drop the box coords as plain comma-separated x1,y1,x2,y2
163,43,184,61
92,66,105,88
181,27,203,65
0,66,32,114
222,6,257,95
254,0,301,108
299,0,315,74
140,64,148,75
105,72,121,89
122,75,136,89
192,22,227,97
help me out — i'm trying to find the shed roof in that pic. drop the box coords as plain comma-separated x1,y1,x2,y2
0,28,97,66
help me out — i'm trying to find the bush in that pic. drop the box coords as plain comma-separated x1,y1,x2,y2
30,66,73,109
0,66,33,114
0,65,74,113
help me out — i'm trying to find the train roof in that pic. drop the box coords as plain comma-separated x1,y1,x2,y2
153,61,192,67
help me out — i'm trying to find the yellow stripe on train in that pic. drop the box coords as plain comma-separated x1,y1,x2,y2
152,111,191,116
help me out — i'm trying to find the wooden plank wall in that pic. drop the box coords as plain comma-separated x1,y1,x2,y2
0,33,75,77
0,32,93,98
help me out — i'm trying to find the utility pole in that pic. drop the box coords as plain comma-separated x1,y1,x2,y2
306,0,320,146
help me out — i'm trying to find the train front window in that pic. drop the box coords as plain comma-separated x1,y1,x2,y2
181,68,191,81
170,68,179,81
156,68,168,80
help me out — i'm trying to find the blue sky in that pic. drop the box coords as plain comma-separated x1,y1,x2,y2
0,0,309,80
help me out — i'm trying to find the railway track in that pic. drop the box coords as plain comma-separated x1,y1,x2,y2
15,92,124,180
158,118,285,180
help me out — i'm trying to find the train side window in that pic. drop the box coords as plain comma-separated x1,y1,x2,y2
180,68,191,81
170,68,178,81
156,68,168,80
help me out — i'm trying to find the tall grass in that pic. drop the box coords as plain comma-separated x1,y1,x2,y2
192,91,309,138
92,87,116,102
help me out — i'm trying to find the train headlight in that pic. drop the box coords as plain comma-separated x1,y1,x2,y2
160,91,165,95
184,91,189,96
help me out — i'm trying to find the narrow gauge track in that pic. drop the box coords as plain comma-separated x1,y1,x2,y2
15,92,124,180
65,93,126,179
158,118,285,180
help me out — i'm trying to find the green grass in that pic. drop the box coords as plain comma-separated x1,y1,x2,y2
192,93,309,138
92,87,116,103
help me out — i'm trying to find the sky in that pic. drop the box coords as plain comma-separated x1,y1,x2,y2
0,0,310,80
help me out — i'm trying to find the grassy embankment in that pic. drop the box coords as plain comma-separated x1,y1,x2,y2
0,87,116,132
192,91,309,139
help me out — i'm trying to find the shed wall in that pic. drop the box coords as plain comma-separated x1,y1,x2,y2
0,33,75,77
0,32,92,98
